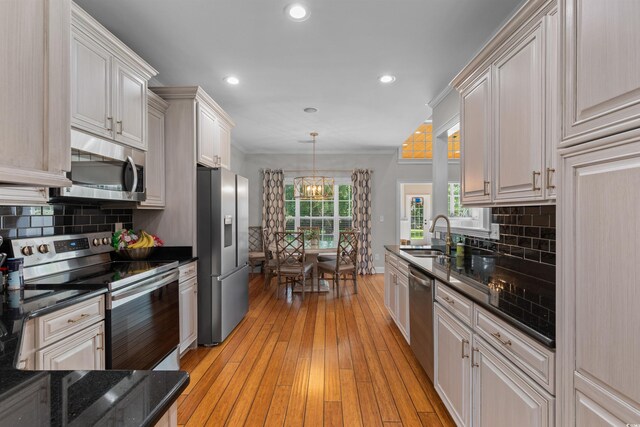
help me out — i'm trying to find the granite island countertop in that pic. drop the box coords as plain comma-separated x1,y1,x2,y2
0,284,189,426
385,244,555,349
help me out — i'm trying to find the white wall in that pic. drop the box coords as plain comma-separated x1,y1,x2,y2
243,150,459,270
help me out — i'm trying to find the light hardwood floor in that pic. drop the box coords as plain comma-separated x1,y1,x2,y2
177,273,455,427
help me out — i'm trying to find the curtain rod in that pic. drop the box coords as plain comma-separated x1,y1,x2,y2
260,169,373,173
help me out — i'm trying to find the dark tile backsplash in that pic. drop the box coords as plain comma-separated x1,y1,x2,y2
442,205,556,266
0,204,133,239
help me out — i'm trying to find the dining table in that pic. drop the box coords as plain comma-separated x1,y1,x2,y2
270,239,338,292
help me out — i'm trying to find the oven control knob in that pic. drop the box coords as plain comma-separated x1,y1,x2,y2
21,246,34,256
37,244,50,254
102,237,110,245
92,238,101,247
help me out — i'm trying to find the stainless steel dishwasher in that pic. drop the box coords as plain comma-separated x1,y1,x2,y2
409,266,434,383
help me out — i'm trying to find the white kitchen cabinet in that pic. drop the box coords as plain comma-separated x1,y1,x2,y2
434,303,473,427
218,122,232,170
71,3,157,151
493,21,544,202
0,0,71,188
558,130,640,426
561,0,640,147
179,262,198,356
113,60,147,149
197,102,220,167
0,375,50,427
179,277,198,355
396,271,410,341
544,7,559,199
154,402,178,427
383,251,409,343
140,90,168,209
36,321,105,370
472,336,554,427
0,188,49,206
460,69,492,204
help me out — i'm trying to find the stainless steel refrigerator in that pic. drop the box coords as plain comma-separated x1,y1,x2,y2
197,167,249,345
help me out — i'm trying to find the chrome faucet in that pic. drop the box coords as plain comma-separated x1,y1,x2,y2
429,214,452,257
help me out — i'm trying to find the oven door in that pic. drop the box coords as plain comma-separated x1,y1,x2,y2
51,130,146,202
106,270,179,370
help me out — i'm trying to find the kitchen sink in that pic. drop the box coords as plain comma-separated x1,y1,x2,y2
400,248,445,258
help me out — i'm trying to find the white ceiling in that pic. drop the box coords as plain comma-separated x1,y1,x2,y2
75,0,523,153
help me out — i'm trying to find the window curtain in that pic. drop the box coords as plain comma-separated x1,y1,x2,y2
352,169,376,274
261,169,285,233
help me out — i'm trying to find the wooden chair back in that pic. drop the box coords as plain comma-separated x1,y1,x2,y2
262,228,274,261
335,231,359,267
249,226,263,252
274,231,306,269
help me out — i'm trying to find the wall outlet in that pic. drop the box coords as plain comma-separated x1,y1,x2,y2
114,222,123,231
379,215,384,222
374,253,380,260
490,223,500,239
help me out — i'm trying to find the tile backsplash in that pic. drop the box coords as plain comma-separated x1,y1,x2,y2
448,205,556,266
0,205,133,239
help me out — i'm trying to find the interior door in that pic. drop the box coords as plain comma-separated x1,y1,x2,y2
70,29,112,139
493,22,544,202
113,59,146,150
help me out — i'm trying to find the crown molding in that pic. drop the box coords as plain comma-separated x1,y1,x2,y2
428,85,454,110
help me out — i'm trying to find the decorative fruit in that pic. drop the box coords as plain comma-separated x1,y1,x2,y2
112,229,163,250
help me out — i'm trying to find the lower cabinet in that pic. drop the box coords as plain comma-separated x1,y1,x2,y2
0,375,50,426
383,251,409,343
435,295,555,427
154,402,178,427
179,262,198,355
396,271,410,342
36,322,105,370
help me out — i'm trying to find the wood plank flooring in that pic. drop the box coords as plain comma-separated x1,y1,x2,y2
178,273,455,427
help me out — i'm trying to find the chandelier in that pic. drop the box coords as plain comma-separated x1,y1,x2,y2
293,132,334,200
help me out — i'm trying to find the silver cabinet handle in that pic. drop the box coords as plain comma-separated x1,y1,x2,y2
546,168,556,190
461,339,469,358
67,313,90,323
443,296,455,305
491,331,512,346
117,120,123,135
106,116,113,131
532,171,541,191
471,347,479,367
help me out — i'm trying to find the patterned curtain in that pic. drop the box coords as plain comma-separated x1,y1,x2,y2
261,169,285,233
352,169,375,274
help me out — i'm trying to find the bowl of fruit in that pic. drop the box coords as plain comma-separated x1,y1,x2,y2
112,229,164,260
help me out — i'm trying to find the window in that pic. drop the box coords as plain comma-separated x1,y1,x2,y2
399,122,461,161
284,181,353,242
445,183,491,234
410,197,425,239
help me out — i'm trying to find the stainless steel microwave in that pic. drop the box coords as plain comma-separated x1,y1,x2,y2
51,130,146,202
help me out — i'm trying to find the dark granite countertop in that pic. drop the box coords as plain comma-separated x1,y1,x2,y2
385,244,555,349
0,285,189,426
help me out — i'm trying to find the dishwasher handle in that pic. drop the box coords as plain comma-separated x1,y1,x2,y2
409,269,432,289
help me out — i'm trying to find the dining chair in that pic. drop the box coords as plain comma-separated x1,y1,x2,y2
262,228,277,289
317,230,359,297
317,228,359,262
274,231,313,299
248,226,265,273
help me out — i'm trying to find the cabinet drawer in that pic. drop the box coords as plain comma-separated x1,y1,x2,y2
435,282,474,326
36,321,105,370
473,305,555,393
37,295,105,348
397,259,410,277
385,251,398,269
179,261,197,282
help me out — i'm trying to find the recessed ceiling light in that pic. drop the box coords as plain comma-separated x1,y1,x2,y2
223,76,240,85
378,75,396,84
285,4,309,21
415,131,421,134
303,107,318,113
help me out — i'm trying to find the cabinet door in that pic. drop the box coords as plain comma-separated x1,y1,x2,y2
472,337,553,427
37,322,105,370
70,28,112,139
0,376,50,427
544,7,559,200
397,274,409,343
389,270,397,321
384,258,391,311
493,23,544,202
113,60,147,150
196,103,220,167
218,122,231,169
0,0,71,187
179,277,198,354
140,98,166,208
434,304,472,427
562,0,640,146
461,69,492,204
560,132,640,426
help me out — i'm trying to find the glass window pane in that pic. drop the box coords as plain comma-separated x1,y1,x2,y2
285,201,295,217
339,219,353,231
323,219,334,235
300,201,311,217
311,219,322,229
285,219,295,231
323,201,334,216
285,184,294,200
300,218,311,228
311,201,322,216
338,185,351,201
339,201,350,217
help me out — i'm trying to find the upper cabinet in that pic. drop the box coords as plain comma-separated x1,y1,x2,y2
561,0,640,147
71,3,157,151
453,0,558,206
0,0,71,188
151,86,235,169
139,90,169,209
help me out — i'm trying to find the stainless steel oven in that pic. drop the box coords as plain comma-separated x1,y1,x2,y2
51,129,146,202
106,269,179,370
